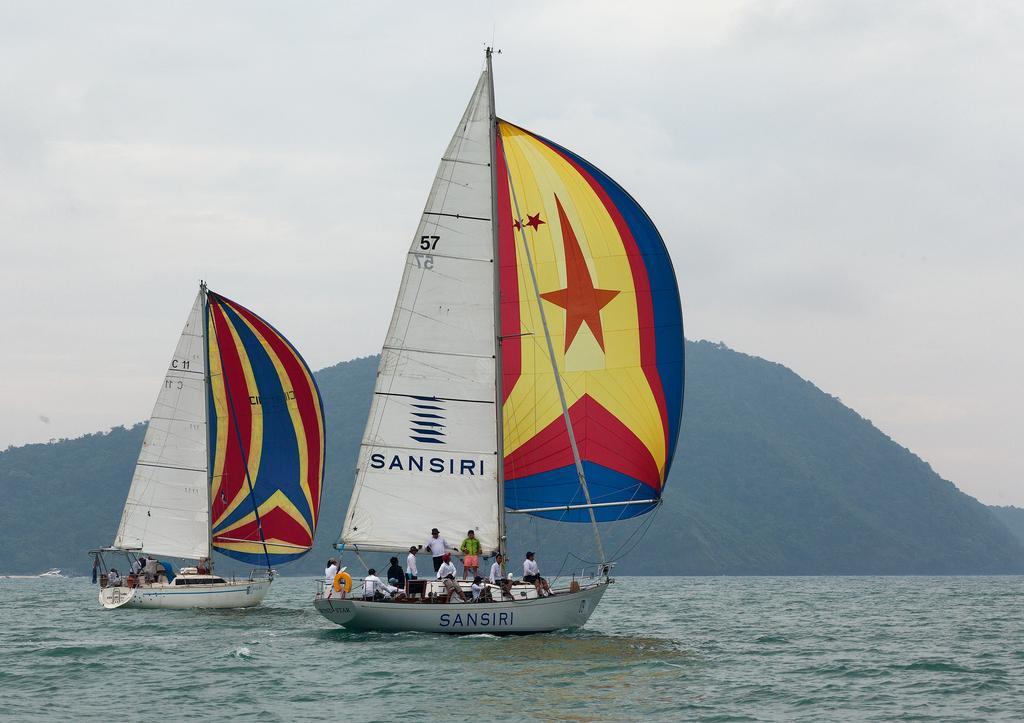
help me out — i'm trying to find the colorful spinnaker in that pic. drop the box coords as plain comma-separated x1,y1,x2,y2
498,122,684,522
207,292,325,565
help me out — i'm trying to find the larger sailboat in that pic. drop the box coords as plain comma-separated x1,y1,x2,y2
93,284,325,609
314,50,684,633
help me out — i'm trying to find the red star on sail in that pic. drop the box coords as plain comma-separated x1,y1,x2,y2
540,195,619,352
525,213,545,231
512,217,521,231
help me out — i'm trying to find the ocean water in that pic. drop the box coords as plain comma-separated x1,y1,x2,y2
1,576,1021,721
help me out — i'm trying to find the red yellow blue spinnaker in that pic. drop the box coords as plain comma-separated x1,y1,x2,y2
206,292,325,564
497,121,684,522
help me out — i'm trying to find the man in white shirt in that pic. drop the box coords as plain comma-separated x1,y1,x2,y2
522,552,552,597
436,553,466,602
406,546,419,580
107,568,121,587
470,576,483,602
324,558,339,584
489,553,505,584
363,568,385,600
424,528,452,573
489,553,511,597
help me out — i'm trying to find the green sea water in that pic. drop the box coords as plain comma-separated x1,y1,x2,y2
1,576,1021,721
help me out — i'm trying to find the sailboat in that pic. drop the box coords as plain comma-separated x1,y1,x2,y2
314,49,684,634
93,283,326,609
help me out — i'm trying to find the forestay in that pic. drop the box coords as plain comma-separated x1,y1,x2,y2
340,70,500,552
114,291,209,559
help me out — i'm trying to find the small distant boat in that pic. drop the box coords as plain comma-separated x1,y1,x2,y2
92,283,326,610
314,50,684,634
38,568,64,578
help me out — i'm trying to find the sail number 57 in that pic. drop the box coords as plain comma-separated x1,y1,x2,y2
419,235,439,250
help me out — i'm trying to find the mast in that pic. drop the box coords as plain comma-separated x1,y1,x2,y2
486,46,507,564
201,280,214,565
501,157,608,569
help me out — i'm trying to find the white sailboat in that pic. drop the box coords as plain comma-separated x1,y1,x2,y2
94,284,326,610
314,50,684,634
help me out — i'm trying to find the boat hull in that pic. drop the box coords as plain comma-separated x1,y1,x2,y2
313,580,609,634
99,578,271,610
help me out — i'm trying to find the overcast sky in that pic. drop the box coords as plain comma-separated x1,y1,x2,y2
1,1,1021,505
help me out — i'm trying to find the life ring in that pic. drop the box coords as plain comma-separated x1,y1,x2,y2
333,571,352,593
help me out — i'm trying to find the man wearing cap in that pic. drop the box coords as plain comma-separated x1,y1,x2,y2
423,528,452,573
405,545,419,580
436,552,465,602
522,551,552,597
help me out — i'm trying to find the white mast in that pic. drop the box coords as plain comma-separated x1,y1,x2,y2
486,47,506,562
201,281,213,564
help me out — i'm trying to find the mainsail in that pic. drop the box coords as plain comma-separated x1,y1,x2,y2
206,292,326,565
340,70,500,552
497,121,684,522
114,290,210,559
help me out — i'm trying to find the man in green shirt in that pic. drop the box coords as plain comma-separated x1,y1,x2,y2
460,529,482,581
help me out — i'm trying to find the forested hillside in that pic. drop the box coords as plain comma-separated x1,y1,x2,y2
3,343,1022,576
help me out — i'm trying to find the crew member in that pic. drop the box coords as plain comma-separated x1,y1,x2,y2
522,552,551,597
424,528,452,572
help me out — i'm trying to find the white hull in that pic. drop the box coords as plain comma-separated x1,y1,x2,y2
314,580,609,634
99,578,271,610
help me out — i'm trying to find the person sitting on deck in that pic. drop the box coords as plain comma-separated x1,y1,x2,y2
470,576,484,602
523,552,552,597
460,530,481,581
131,557,145,577
489,553,511,597
197,557,211,575
363,569,386,600
436,553,466,602
107,568,121,587
386,557,406,588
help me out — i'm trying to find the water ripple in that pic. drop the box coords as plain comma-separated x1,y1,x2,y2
1,576,1023,720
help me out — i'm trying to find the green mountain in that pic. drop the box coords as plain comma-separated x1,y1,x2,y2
988,506,1024,550
2,342,1021,576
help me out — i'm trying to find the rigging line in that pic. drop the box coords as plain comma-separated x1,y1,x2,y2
421,211,490,221
374,391,493,404
501,136,607,567
135,462,206,473
207,300,273,573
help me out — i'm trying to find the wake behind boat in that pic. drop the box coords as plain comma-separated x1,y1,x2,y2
92,284,326,610
314,49,684,634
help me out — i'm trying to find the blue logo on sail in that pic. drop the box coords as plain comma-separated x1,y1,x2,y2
410,396,446,444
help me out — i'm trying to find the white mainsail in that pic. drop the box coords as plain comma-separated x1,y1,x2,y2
114,290,210,560
340,70,500,552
